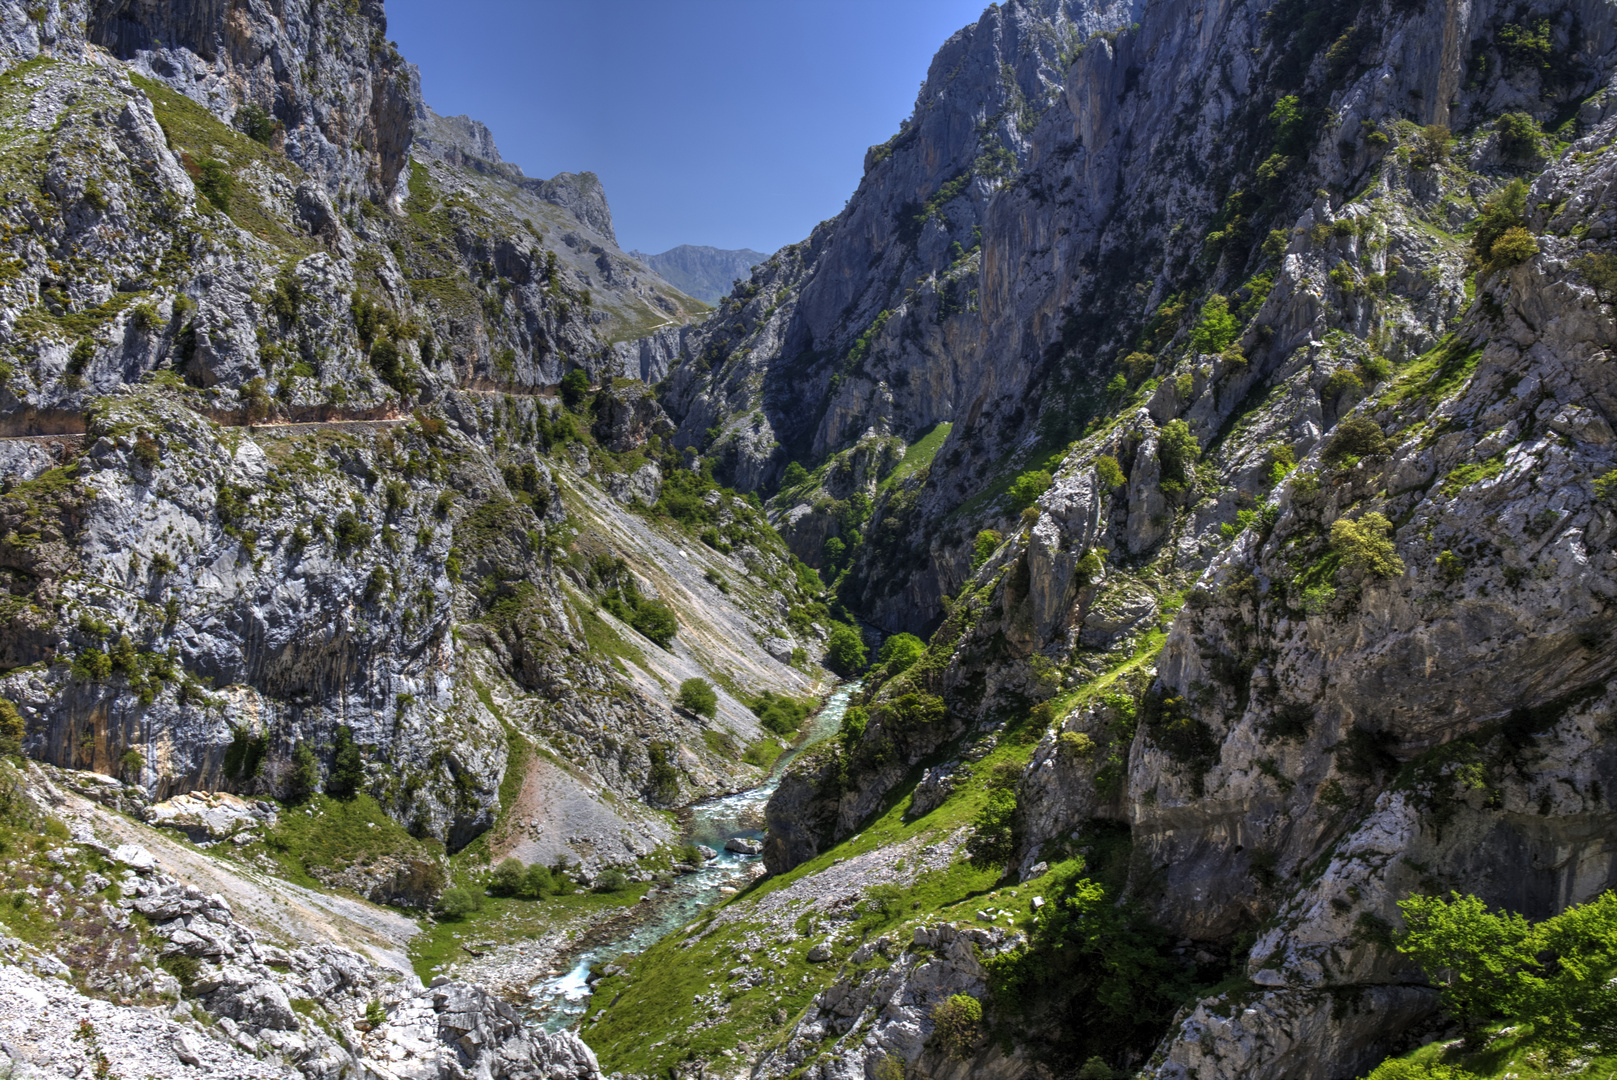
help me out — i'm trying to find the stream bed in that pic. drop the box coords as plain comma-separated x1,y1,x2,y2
529,681,858,1031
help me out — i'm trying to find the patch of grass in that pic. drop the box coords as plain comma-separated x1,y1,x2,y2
258,793,439,889
408,886,647,984
880,421,953,491
1367,1024,1617,1080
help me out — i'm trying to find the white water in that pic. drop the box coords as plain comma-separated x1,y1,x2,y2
528,682,859,1031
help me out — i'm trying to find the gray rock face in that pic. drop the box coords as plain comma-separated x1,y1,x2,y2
631,246,769,305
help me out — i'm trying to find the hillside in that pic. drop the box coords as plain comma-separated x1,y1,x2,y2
630,246,770,306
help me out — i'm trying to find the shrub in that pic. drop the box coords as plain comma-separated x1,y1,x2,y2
1190,294,1241,354
196,158,233,212
1330,512,1405,578
364,566,388,603
1494,111,1542,162
1076,1059,1116,1080
287,743,318,801
235,104,277,144
647,741,679,803
971,529,1002,569
783,461,809,487
437,886,482,920
1489,226,1538,268
1412,123,1451,167
1436,550,1465,584
559,370,590,410
369,337,411,396
593,868,629,893
878,633,925,676
1157,420,1200,489
490,858,525,897
1365,1062,1480,1080
825,622,867,676
1007,470,1052,511
1471,180,1527,267
1059,731,1095,759
965,788,1017,870
1321,368,1364,404
334,511,372,551
364,998,386,1029
676,678,717,718
520,862,556,899
1322,414,1389,465
1074,547,1106,587
751,691,812,735
1095,455,1126,489
133,433,161,469
325,725,365,799
0,698,24,757
1397,891,1536,1042
73,648,112,681
838,706,868,751
930,994,983,1059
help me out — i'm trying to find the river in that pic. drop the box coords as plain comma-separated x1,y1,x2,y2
529,681,859,1031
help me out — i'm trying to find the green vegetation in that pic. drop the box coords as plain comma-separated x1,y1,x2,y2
826,622,868,676
676,678,718,718
782,461,809,487
258,793,439,892
1007,470,1052,512
1330,512,1405,578
877,633,925,677
1189,294,1241,354
1095,455,1126,489
880,422,952,491
1322,415,1389,466
1157,420,1200,497
1471,180,1529,271
972,529,1003,569
930,993,983,1058
750,691,815,735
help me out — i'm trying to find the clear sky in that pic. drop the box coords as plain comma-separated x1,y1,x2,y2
384,0,991,257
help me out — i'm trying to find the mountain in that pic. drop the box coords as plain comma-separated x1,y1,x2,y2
630,245,770,305
1,1,1616,1080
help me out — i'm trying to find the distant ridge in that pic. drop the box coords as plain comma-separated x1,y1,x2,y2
631,245,770,305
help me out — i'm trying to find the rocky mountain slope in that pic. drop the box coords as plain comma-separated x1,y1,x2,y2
630,246,769,306
570,0,1617,1078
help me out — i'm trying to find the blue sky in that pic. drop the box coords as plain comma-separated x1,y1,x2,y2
385,0,991,256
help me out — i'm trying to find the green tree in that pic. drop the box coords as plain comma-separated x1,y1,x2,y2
437,886,482,920
325,725,365,799
593,868,629,892
1190,294,1241,354
287,742,318,802
1494,111,1542,162
1094,455,1126,489
1489,226,1539,268
972,529,1002,568
1519,890,1617,1046
647,741,679,803
1471,179,1527,267
783,461,809,487
966,788,1017,870
929,994,983,1059
196,158,233,212
0,697,24,757
838,705,868,752
878,633,925,675
490,858,525,897
1157,420,1200,490
676,678,717,718
1323,414,1389,465
1007,470,1052,512
559,370,590,410
1330,512,1405,578
519,862,556,899
1398,892,1537,1043
825,622,867,676
822,535,847,571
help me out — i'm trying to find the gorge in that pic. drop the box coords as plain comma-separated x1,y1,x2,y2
0,2,1612,1080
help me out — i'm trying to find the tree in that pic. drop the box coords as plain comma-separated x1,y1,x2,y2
1494,111,1542,163
783,461,809,487
1517,890,1617,1046
825,622,867,676
519,862,556,899
971,529,1002,569
1007,470,1052,512
1471,180,1527,267
1330,512,1405,578
1190,294,1241,354
878,633,925,676
676,678,717,718
1095,455,1126,489
287,742,319,802
437,886,482,920
490,858,525,897
966,788,1017,870
0,697,24,757
593,868,629,892
1397,892,1537,1043
559,370,590,410
1322,415,1389,465
1157,420,1200,491
325,725,365,799
822,536,847,571
929,994,983,1059
1489,226,1539,268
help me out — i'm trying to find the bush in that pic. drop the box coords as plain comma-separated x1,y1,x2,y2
676,678,717,718
878,633,925,676
437,886,482,920
235,103,277,144
838,706,868,751
1331,512,1405,578
196,158,233,212
1095,455,1126,489
334,511,372,551
287,743,318,801
490,858,525,897
1489,226,1538,268
1494,111,1542,162
1007,470,1052,512
325,725,365,799
559,370,590,410
1074,547,1105,587
647,741,679,803
1058,731,1095,759
593,868,629,893
0,698,24,757
1190,293,1241,354
971,529,1002,569
133,433,161,469
520,862,556,899
930,994,983,1059
1322,415,1389,465
825,622,867,676
1471,180,1527,268
751,691,813,735
1157,420,1200,489
1076,1059,1116,1080
965,788,1017,870
1412,123,1452,167
783,461,809,487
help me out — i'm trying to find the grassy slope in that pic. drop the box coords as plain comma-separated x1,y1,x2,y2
582,631,1169,1076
